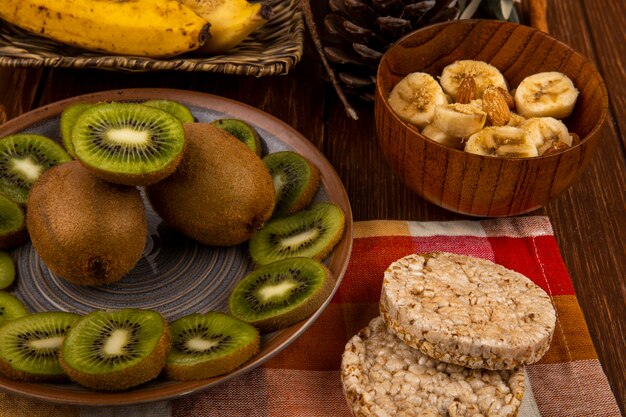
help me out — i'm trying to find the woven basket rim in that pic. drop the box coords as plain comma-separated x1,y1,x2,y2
0,0,304,75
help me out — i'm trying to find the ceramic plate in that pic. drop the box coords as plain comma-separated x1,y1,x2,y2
0,89,353,405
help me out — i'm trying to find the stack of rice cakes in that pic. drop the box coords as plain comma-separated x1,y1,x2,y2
341,252,557,417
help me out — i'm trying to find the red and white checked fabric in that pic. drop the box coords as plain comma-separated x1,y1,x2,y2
0,217,620,417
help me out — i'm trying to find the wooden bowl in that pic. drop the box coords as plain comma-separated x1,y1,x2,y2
375,20,608,217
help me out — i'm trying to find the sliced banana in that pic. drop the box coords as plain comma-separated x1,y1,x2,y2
520,117,572,155
421,123,464,150
433,103,486,138
514,71,579,119
507,113,527,127
439,60,508,100
388,72,448,129
465,126,538,158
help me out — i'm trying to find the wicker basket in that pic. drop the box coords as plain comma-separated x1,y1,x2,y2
0,0,303,75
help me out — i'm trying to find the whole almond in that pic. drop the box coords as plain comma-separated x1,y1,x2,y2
456,77,476,104
483,86,511,126
543,141,570,156
496,87,515,109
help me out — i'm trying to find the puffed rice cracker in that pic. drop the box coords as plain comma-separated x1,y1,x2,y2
380,252,556,370
341,317,525,417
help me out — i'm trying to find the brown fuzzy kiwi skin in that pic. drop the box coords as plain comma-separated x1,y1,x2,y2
76,139,186,187
59,318,171,391
0,358,68,383
165,331,260,381
26,161,147,286
146,123,275,246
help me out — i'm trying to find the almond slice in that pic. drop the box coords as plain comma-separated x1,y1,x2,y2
483,86,511,126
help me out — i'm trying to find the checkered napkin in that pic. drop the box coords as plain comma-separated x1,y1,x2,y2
0,217,620,417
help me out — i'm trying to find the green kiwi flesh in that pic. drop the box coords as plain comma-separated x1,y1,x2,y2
0,194,28,249
228,258,334,332
0,134,70,205
166,311,259,381
60,309,170,391
60,102,94,157
27,161,147,286
263,151,321,218
211,118,262,156
71,102,186,186
0,291,28,326
143,100,195,124
0,251,15,290
0,311,80,382
249,202,345,265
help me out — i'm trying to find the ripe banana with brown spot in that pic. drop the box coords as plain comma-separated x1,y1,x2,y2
439,60,508,101
465,126,538,158
520,117,572,155
180,0,272,54
388,72,448,129
0,0,210,57
514,72,579,119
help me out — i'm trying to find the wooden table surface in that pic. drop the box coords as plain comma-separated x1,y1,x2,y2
0,0,623,414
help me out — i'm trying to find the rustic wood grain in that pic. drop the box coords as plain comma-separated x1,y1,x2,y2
0,3,622,413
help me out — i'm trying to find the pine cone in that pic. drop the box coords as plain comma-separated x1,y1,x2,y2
321,0,460,102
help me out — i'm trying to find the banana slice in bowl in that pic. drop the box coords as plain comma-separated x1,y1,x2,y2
439,60,508,101
514,72,579,119
433,103,487,138
387,72,448,129
465,126,538,158
521,117,572,155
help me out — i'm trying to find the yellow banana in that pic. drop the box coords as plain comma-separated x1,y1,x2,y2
180,0,272,54
0,0,210,58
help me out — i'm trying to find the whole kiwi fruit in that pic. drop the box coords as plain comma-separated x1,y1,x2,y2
27,161,147,286
147,123,275,246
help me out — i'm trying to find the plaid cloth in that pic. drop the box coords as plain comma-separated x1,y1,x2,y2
0,217,620,417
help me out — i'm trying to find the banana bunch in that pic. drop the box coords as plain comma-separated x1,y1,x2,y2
0,0,271,57
387,60,580,158
0,0,210,57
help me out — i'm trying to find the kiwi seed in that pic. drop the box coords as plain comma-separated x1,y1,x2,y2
59,308,170,391
211,118,263,156
0,291,28,326
249,202,345,265
228,257,334,332
60,102,95,157
0,193,28,249
263,151,321,218
0,134,70,205
143,100,195,124
166,311,259,381
0,251,15,290
71,102,186,186
0,311,80,382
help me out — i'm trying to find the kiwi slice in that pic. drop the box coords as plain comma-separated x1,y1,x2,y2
143,100,195,124
0,134,70,205
0,311,79,382
59,309,170,391
165,311,259,381
228,258,334,332
249,202,346,265
71,102,186,186
211,118,262,156
263,151,321,218
0,193,28,249
60,102,94,157
0,251,15,290
0,291,28,326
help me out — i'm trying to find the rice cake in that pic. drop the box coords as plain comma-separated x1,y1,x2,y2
341,317,525,417
380,252,556,370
